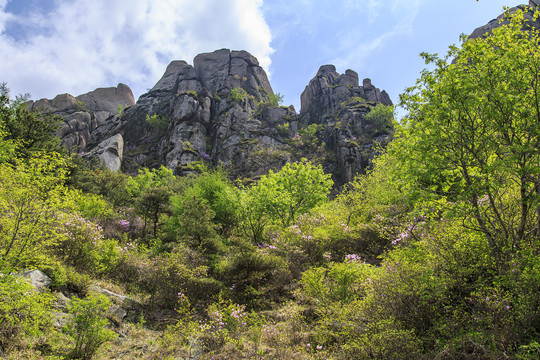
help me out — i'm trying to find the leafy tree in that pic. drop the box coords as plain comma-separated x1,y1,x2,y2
67,157,130,208
170,170,238,236
0,82,62,156
394,7,540,266
127,166,176,238
247,160,333,228
0,153,71,271
0,120,17,163
64,293,117,360
0,275,55,353
364,104,394,133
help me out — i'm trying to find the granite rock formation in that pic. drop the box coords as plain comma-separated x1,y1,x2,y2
299,65,393,184
44,49,393,184
25,84,134,155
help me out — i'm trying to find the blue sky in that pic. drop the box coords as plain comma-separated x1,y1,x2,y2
0,0,522,117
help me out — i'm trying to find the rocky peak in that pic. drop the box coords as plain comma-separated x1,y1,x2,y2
300,65,391,124
45,49,394,185
25,83,134,156
149,49,273,102
298,66,393,185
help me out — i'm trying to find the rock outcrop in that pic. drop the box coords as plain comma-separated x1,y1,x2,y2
83,133,124,172
44,49,393,185
93,49,296,179
299,65,393,184
25,84,135,159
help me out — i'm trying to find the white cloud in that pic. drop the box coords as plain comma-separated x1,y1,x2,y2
0,0,273,100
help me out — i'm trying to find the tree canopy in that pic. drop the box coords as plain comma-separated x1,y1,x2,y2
394,7,540,265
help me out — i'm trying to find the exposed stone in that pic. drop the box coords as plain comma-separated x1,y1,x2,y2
54,292,71,311
17,270,51,292
45,49,393,185
76,83,135,113
299,65,393,185
83,134,124,172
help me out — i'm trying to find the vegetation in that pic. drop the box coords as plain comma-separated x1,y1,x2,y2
145,113,168,130
0,6,539,360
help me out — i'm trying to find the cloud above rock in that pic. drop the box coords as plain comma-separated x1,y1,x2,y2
0,0,273,100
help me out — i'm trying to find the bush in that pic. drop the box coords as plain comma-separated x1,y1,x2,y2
228,87,249,103
145,114,168,130
64,293,117,360
300,260,375,306
0,275,54,353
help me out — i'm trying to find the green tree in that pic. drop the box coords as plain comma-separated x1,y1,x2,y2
248,160,333,228
64,293,117,360
0,153,71,271
126,166,176,238
170,170,238,236
0,82,62,156
364,104,394,132
394,7,540,265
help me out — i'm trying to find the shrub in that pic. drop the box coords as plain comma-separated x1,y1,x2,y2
0,275,55,353
300,260,375,306
0,153,70,271
145,114,168,130
170,170,238,236
228,87,249,103
64,293,117,360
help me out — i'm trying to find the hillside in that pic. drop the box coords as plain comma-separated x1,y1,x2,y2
0,4,539,360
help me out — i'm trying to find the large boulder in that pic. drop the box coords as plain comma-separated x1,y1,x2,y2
26,84,135,154
76,83,135,113
17,270,52,292
83,133,124,172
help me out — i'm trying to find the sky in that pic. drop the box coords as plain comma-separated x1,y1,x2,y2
0,0,523,117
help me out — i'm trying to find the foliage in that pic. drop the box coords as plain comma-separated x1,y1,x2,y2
54,212,121,275
247,160,333,227
0,82,63,156
67,158,130,207
266,92,284,107
145,114,168,130
228,87,249,103
0,153,71,271
0,118,17,163
170,169,238,236
364,103,394,132
300,260,375,306
127,166,176,238
395,7,540,266
0,274,55,353
64,293,117,360
116,104,124,117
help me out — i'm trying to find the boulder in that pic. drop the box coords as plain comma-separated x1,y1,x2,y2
83,133,124,172
17,270,51,292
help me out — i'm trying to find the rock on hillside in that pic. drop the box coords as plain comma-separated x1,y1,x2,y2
25,83,134,154
299,65,393,184
45,49,393,184
92,48,297,178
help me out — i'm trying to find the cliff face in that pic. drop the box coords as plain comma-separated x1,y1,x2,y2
299,65,393,184
38,49,394,185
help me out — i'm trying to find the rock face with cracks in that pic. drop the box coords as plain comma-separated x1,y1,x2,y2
43,49,393,184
